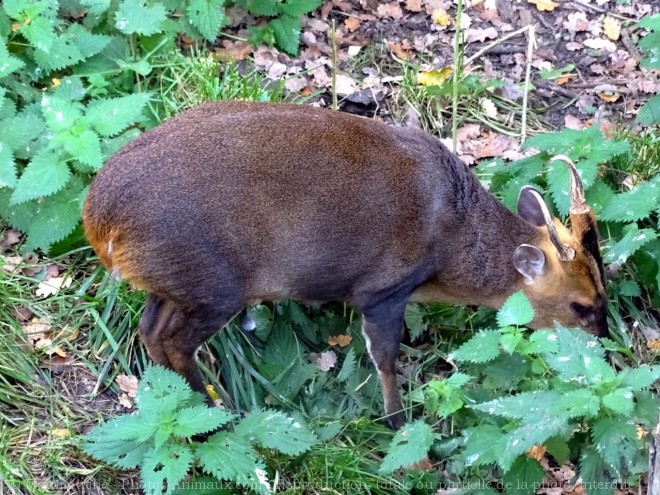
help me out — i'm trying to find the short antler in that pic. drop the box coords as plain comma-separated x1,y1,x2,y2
551,155,590,215
527,188,575,261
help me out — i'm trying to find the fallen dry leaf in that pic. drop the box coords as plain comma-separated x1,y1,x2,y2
23,318,51,340
335,73,357,95
595,83,620,102
457,124,481,141
603,16,621,41
377,2,403,18
285,76,308,93
637,425,647,439
565,115,585,130
215,40,253,61
408,456,434,470
311,350,337,372
2,255,23,273
36,276,72,298
117,374,139,397
417,67,453,86
406,0,423,11
583,37,617,52
118,393,134,409
344,16,361,32
466,27,498,43
206,384,221,402
1,230,20,250
563,11,589,32
528,0,558,11
328,335,353,347
51,428,71,438
387,41,412,61
527,444,546,461
647,339,660,350
481,97,498,119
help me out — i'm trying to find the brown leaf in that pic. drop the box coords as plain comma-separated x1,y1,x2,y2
456,124,481,142
23,318,51,341
216,40,253,62
116,374,139,397
118,393,134,409
285,77,308,93
1,230,21,251
387,41,412,61
406,0,423,12
311,350,337,372
466,27,498,43
2,255,23,273
564,115,585,130
36,276,72,298
328,335,353,347
344,16,361,32
563,11,589,32
377,2,403,18
51,428,71,438
526,444,546,460
408,456,434,470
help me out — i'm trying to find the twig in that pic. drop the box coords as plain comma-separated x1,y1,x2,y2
452,0,465,153
331,19,338,111
520,24,536,146
564,1,633,22
534,79,579,99
464,25,531,66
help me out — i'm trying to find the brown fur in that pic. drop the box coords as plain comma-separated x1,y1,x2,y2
83,101,608,428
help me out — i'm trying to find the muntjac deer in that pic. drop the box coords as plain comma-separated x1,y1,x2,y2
83,101,608,429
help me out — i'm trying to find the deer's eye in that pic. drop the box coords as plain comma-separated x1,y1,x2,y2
571,302,592,317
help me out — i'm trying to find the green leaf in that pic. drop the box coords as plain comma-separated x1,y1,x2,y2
0,108,46,152
137,365,194,414
247,0,279,16
115,0,167,36
497,291,534,327
502,456,545,495
462,424,503,467
544,436,570,464
0,141,16,187
0,40,25,79
197,432,268,492
80,0,111,16
499,415,568,472
600,176,660,222
234,409,316,456
585,180,614,215
551,389,600,419
521,329,558,355
280,0,323,17
10,150,70,204
142,442,193,495
637,94,660,126
546,157,598,216
60,129,103,169
245,304,273,340
471,391,561,421
269,15,301,56
42,96,83,132
33,35,85,71
602,388,634,416
187,0,226,41
379,419,435,474
336,347,357,383
83,420,151,469
591,417,639,479
0,178,83,251
405,304,427,341
449,330,501,363
619,365,660,391
84,93,150,137
603,224,657,265
68,24,112,59
172,406,235,438
618,280,641,297
21,16,57,52
579,447,613,495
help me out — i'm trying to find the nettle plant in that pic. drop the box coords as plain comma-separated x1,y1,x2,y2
382,292,660,494
636,13,660,126
83,365,316,495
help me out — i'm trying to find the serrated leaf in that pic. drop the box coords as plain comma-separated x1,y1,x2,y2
280,0,323,16
449,330,501,363
584,180,614,215
462,424,503,467
269,15,301,55
0,109,46,152
197,432,268,493
42,96,83,132
0,141,16,187
0,40,25,78
187,0,226,41
603,224,657,265
551,389,600,419
499,415,567,472
68,24,112,59
599,176,660,222
637,94,660,126
591,417,639,479
80,0,111,16
544,436,570,464
82,415,153,467
620,365,660,391
142,443,193,495
84,93,150,137
245,304,273,340
446,372,472,388
471,391,561,421
618,280,641,297
115,0,167,36
379,419,434,474
234,409,315,456
0,178,83,251
172,406,235,438
521,329,558,355
405,304,427,341
62,129,103,169
602,388,634,416
502,456,545,495
20,16,57,52
544,326,607,383
33,36,84,71
247,0,279,16
337,347,357,383
10,150,70,204
497,291,534,327
137,365,194,414
53,76,86,101
579,447,612,495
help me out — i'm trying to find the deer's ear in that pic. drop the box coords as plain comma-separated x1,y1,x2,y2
514,244,546,283
517,186,547,227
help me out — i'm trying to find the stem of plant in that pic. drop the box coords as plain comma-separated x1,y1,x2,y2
331,19,338,111
520,24,536,146
452,0,464,153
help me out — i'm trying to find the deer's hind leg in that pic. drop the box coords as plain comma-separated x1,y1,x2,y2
138,293,240,399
